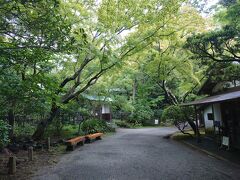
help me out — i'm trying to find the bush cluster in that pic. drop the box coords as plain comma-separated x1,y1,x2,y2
14,123,35,137
81,119,115,134
161,105,194,125
128,102,154,125
114,120,132,128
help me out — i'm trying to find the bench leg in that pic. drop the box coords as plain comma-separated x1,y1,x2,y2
66,145,75,151
78,141,85,146
96,136,102,140
85,138,91,143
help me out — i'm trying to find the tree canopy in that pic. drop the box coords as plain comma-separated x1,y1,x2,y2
0,0,239,139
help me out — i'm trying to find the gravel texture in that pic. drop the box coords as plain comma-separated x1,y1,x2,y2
33,127,240,180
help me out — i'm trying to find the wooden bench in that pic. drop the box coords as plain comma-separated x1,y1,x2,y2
85,133,103,143
66,136,85,151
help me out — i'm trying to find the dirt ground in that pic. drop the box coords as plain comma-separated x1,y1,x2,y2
0,145,65,180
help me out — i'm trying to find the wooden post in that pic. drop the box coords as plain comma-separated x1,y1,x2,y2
47,137,51,151
211,104,216,134
8,156,16,174
195,106,201,143
28,146,33,161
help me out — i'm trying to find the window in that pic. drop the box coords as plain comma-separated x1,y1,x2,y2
207,113,214,120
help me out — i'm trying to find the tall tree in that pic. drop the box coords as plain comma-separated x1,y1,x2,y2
32,0,187,139
90,4,207,130
185,1,240,90
185,1,240,64
0,0,74,137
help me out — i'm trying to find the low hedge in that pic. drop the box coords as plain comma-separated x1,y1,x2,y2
81,119,115,134
114,120,132,128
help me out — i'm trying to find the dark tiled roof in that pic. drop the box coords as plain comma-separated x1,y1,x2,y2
182,88,240,106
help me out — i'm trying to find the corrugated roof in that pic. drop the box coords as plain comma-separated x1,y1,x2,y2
182,90,240,106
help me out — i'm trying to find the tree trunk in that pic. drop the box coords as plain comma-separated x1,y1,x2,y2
78,117,86,135
8,108,15,139
187,120,197,135
131,78,137,116
159,81,178,105
132,78,137,103
159,80,200,136
32,104,59,140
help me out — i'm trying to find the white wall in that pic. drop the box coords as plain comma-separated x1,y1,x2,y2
204,105,214,128
102,104,110,114
213,103,222,123
203,103,222,128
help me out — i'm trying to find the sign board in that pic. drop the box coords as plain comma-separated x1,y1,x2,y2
222,136,229,146
154,119,159,125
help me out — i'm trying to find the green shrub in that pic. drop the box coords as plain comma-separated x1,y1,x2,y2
161,105,196,134
0,120,11,149
115,120,132,128
128,102,154,125
153,109,163,121
45,123,83,139
161,105,194,125
44,117,68,138
161,105,183,124
142,119,154,126
81,119,115,134
62,124,84,139
14,123,35,137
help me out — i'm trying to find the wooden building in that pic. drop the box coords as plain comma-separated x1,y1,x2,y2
183,81,240,149
82,94,113,122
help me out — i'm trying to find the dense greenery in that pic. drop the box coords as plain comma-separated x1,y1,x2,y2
0,120,11,149
185,1,240,83
81,119,115,134
0,0,239,140
114,120,132,128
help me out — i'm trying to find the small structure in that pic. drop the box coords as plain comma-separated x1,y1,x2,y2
183,80,240,149
81,94,113,121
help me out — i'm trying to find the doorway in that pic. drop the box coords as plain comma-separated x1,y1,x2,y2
221,100,240,149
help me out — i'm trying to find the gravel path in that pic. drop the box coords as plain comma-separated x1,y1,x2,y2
33,127,240,180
